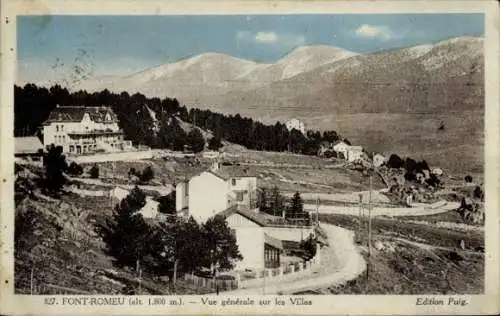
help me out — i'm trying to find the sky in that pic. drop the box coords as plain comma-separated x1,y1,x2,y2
17,14,484,87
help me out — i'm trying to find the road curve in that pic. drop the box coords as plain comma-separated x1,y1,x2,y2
305,201,460,217
223,223,366,295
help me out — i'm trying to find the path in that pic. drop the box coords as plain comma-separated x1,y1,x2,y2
305,201,460,217
283,189,390,204
224,223,366,295
68,176,173,195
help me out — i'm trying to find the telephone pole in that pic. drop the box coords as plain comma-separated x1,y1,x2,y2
315,195,319,226
368,172,373,257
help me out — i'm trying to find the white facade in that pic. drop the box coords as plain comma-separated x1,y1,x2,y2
226,213,265,270
186,172,231,222
373,153,386,167
227,176,258,207
332,141,350,159
176,168,258,223
347,146,364,162
42,106,130,155
285,118,305,134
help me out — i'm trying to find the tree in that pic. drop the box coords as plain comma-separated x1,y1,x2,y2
158,118,187,151
42,144,68,197
89,164,99,179
288,192,304,219
257,188,268,213
140,166,154,182
202,215,242,273
387,154,405,169
97,186,150,270
268,186,284,217
187,128,205,153
208,135,223,151
300,233,317,260
146,216,207,279
67,161,83,176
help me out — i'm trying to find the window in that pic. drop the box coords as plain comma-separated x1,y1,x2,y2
69,145,74,153
236,191,244,201
232,179,236,186
56,125,59,132
61,125,64,132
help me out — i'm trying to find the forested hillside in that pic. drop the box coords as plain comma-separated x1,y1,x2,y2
14,84,343,155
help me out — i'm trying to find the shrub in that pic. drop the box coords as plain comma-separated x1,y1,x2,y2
208,135,223,151
128,168,137,178
67,162,84,176
387,154,404,169
89,164,99,179
140,166,154,182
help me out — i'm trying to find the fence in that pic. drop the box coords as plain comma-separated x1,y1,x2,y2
183,274,239,293
239,247,322,289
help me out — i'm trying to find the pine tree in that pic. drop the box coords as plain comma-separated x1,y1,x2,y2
98,186,151,269
202,215,242,272
208,134,223,151
288,191,304,219
257,188,268,213
43,144,68,197
187,128,205,153
269,186,284,217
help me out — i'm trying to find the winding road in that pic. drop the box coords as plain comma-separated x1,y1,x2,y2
224,223,366,295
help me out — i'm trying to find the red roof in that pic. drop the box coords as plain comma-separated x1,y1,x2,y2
43,106,119,124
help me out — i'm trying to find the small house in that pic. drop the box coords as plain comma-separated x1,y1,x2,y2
332,140,350,159
175,163,258,223
15,136,44,161
373,153,386,167
219,206,283,270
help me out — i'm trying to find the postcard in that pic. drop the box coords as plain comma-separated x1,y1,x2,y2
1,0,499,315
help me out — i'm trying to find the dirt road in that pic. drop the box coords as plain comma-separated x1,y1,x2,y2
224,223,366,295
305,201,460,217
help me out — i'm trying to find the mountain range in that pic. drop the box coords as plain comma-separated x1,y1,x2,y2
74,36,484,174
75,36,484,123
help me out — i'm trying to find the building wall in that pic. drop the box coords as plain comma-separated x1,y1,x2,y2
264,226,314,242
175,182,188,211
226,213,265,270
333,142,350,159
188,172,229,222
373,154,386,167
286,119,305,134
43,112,122,154
347,149,363,162
228,177,257,207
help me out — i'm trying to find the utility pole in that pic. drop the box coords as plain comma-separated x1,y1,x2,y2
315,195,319,226
368,172,373,257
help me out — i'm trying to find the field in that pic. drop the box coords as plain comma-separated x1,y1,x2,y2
262,111,484,175
311,212,484,294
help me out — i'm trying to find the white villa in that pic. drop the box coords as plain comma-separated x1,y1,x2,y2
373,153,387,167
219,206,284,270
285,118,306,135
346,146,364,162
331,140,365,163
175,162,258,223
332,140,350,159
42,105,132,155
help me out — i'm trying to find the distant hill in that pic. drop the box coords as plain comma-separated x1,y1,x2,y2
74,45,358,104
